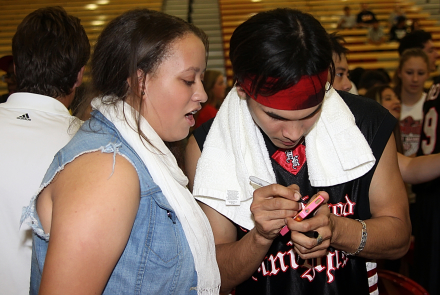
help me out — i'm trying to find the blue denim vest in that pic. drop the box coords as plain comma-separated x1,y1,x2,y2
23,110,198,294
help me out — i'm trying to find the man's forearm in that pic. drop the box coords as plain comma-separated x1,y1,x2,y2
330,214,411,259
216,229,273,293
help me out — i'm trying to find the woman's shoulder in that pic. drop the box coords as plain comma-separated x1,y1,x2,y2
55,114,160,194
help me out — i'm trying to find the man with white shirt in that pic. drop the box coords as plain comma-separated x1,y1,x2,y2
0,7,90,294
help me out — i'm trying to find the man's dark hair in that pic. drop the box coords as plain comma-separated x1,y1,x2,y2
329,32,349,60
396,16,406,24
350,67,365,89
230,8,334,97
398,30,432,55
12,6,90,98
358,69,390,91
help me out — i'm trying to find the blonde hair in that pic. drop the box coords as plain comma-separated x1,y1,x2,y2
393,48,429,97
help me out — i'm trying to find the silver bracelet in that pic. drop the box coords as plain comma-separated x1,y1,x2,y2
344,219,367,256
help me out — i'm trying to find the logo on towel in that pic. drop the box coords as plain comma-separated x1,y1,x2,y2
272,145,306,175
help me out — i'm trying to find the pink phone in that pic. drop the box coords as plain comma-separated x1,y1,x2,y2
249,177,321,236
293,195,325,222
280,195,325,236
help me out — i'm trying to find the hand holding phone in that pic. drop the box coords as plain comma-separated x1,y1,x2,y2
279,195,325,236
293,195,325,221
250,176,313,236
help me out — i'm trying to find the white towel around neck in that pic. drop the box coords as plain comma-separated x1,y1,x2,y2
193,87,375,230
92,98,220,294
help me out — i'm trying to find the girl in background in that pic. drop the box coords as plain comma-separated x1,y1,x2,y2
365,84,440,278
365,84,440,184
393,48,430,157
194,70,226,129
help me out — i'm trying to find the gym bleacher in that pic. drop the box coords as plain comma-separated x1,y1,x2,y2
219,0,440,86
0,0,164,95
0,0,439,96
0,1,434,294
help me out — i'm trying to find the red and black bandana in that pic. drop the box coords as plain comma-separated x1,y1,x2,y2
240,70,328,110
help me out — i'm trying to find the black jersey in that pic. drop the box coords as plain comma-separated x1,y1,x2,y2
194,91,396,295
414,84,440,193
412,84,440,295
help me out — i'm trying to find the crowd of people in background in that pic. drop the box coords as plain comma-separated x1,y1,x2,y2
329,29,440,295
337,3,422,45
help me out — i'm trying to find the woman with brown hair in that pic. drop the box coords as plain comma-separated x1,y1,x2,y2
22,9,220,295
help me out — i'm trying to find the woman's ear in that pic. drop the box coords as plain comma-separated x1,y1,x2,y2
126,69,147,98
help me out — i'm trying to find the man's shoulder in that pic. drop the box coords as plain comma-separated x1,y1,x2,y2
337,90,380,109
0,93,75,142
1,92,72,117
337,90,391,124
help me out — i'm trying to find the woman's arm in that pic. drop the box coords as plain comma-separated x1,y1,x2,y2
398,152,440,184
38,152,140,295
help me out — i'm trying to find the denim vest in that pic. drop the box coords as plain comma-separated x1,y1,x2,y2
23,110,198,294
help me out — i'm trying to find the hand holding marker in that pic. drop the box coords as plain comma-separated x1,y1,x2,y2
249,176,325,236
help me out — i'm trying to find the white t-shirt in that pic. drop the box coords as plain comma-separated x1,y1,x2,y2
0,93,80,294
400,93,426,156
339,15,356,29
